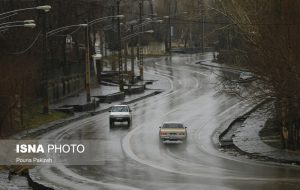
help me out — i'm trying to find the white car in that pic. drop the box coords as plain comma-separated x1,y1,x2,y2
159,122,187,143
109,105,132,128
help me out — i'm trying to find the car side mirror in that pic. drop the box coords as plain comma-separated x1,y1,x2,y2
159,126,162,128
109,110,111,112
185,126,187,129
129,110,132,112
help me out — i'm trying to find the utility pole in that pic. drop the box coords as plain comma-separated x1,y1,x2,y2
85,19,91,102
202,15,204,53
138,0,144,80
124,22,128,72
198,0,204,53
130,25,135,84
111,5,116,71
164,17,169,52
124,41,128,72
99,31,105,83
42,7,49,114
168,0,171,53
117,0,124,91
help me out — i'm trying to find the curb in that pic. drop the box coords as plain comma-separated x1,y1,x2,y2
12,114,90,140
232,104,300,166
121,90,163,105
219,99,271,146
196,61,248,72
14,91,162,140
220,99,300,165
233,140,300,165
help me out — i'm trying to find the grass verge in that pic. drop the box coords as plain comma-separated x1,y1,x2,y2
23,104,71,130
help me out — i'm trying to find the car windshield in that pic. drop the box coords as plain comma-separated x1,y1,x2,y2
111,106,129,112
162,123,184,128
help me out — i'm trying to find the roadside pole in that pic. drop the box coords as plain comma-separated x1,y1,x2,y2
130,25,135,84
85,19,91,102
42,8,49,114
138,0,144,80
117,0,124,91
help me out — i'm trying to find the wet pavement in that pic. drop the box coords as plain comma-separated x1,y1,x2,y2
31,53,300,190
233,102,300,164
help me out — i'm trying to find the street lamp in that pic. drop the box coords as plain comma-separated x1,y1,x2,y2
114,0,124,91
122,30,154,41
89,15,124,26
47,17,123,103
44,24,90,106
122,18,161,82
163,11,188,53
47,24,87,37
138,0,144,80
132,18,162,30
35,5,51,12
84,14,125,98
0,5,51,19
122,29,154,84
41,6,51,114
0,22,36,30
0,20,35,27
0,22,36,34
23,23,36,28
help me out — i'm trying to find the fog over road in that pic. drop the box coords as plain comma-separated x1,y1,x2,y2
36,53,300,190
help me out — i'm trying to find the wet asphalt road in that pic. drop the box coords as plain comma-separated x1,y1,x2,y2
37,53,300,190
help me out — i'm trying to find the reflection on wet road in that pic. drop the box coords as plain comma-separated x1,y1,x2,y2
37,53,300,190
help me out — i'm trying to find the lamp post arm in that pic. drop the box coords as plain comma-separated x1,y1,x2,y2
122,31,149,41
0,13,18,21
0,5,51,18
0,7,35,17
89,15,124,26
132,19,162,31
0,20,34,27
133,21,149,30
0,24,34,30
47,25,87,37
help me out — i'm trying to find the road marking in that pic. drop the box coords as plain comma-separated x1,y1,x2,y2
37,57,300,187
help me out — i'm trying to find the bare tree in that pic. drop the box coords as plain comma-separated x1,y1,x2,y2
214,0,300,149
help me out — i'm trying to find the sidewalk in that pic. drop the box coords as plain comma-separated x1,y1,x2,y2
194,52,247,72
232,102,300,164
50,84,119,109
